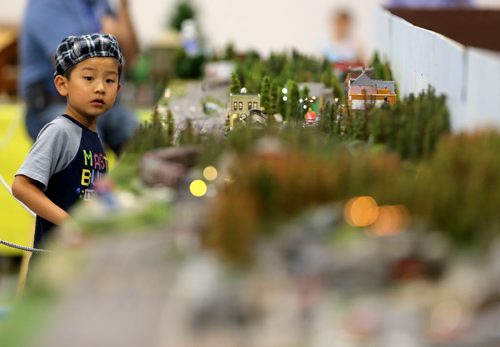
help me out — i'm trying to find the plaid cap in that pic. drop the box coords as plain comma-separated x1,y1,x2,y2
54,33,124,76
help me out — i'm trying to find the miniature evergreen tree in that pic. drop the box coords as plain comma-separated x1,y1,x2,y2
269,79,279,116
230,72,242,94
319,101,334,134
342,107,353,139
179,118,196,145
371,51,395,87
366,86,450,160
371,52,384,79
224,42,236,61
169,0,196,31
166,108,176,146
352,111,368,141
278,84,287,116
333,105,343,137
321,65,334,88
285,80,300,121
301,85,310,100
260,76,272,112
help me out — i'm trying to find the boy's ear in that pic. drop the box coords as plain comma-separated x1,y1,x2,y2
54,75,69,97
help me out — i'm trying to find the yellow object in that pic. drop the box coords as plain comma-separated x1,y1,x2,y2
0,103,35,255
189,179,207,197
202,166,218,181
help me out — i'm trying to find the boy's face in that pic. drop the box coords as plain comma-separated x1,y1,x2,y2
54,57,121,129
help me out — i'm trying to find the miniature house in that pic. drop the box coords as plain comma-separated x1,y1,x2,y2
229,93,261,118
345,69,396,110
227,93,261,130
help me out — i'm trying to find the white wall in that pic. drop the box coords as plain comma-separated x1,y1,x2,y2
375,6,500,131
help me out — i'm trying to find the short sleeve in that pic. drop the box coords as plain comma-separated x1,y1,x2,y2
16,119,80,190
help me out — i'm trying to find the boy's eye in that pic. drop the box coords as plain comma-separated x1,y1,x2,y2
106,79,115,83
84,76,93,81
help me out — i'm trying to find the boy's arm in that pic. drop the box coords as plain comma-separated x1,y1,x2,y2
12,175,70,225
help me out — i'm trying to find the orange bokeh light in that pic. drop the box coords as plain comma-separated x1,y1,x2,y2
344,196,379,227
369,205,410,237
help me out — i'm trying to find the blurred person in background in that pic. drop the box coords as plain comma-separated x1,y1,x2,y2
19,0,140,156
318,8,364,73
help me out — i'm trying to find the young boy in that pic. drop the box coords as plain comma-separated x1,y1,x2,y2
12,33,123,248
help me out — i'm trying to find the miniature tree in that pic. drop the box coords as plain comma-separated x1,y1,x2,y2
285,80,300,121
319,101,334,134
260,76,272,112
224,42,236,61
179,118,196,145
169,0,196,31
301,85,310,100
352,111,368,141
278,84,287,116
321,65,334,88
166,109,176,146
268,52,287,77
367,86,450,160
230,72,242,94
371,51,395,85
269,79,279,116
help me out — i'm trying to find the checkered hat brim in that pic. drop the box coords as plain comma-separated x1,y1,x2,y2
54,33,124,76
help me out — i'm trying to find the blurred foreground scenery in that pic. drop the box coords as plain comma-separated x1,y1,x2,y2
2,1,500,347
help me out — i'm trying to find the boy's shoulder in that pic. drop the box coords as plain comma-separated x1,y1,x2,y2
32,115,85,163
38,115,82,140
17,116,85,189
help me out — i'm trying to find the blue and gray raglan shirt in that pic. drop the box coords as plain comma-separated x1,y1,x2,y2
16,114,108,247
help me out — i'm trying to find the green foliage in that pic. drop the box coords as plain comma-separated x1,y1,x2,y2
259,76,271,112
321,66,344,102
285,80,300,121
371,51,394,82
414,132,500,246
368,86,450,160
234,50,342,95
314,85,450,160
178,119,198,145
169,0,196,31
166,109,175,142
352,110,369,142
172,48,205,79
125,106,176,154
269,79,279,115
201,125,500,265
224,42,236,61
300,85,310,100
318,101,336,134
229,72,241,94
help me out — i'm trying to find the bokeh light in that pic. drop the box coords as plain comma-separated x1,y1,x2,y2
344,196,379,227
203,166,218,181
369,205,410,237
190,180,207,197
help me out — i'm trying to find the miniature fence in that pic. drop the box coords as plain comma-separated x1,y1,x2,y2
374,7,500,132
